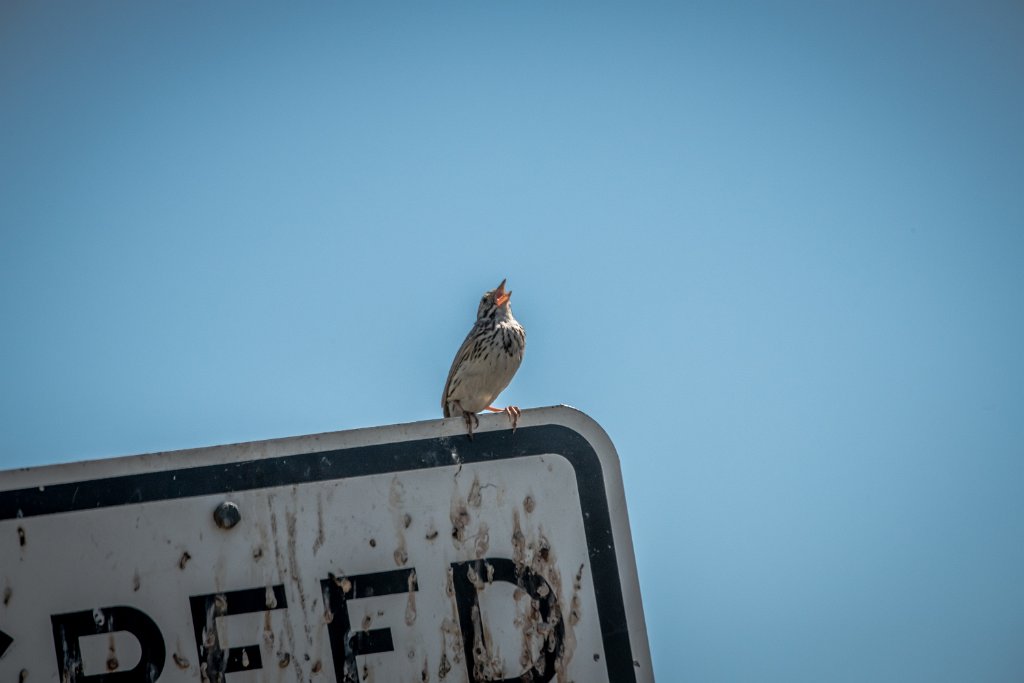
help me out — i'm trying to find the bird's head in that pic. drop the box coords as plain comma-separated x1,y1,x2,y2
477,278,512,320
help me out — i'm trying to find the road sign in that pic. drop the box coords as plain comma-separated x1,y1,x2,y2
0,406,651,682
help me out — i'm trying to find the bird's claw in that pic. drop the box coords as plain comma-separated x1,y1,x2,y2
484,405,520,432
504,405,521,432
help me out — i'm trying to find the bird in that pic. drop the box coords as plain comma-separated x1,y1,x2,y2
442,278,526,438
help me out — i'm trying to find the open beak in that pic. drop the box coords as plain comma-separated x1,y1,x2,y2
494,278,511,307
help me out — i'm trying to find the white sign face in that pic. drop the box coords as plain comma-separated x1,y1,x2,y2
0,407,651,683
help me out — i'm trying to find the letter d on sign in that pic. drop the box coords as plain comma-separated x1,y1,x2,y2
451,558,565,683
50,606,164,683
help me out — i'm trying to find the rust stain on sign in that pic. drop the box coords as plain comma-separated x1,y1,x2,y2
405,570,418,626
178,551,191,570
390,478,411,568
105,634,118,671
523,494,536,514
467,475,483,509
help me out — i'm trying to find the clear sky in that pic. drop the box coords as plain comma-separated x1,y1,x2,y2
2,2,1023,681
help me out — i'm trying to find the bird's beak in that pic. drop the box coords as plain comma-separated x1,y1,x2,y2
494,278,511,307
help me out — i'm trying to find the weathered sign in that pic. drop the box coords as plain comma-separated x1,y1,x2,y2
0,406,651,682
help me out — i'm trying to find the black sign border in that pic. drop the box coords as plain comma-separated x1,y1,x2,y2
0,424,636,682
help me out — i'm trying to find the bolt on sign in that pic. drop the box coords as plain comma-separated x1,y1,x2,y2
0,406,652,682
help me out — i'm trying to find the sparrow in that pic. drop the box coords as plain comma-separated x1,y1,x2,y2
442,278,526,438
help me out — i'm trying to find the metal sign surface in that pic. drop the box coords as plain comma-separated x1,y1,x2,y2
0,406,651,682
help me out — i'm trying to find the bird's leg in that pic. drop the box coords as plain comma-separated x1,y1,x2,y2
485,405,521,432
461,408,479,440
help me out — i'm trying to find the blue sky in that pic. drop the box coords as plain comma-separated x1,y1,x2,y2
2,2,1023,680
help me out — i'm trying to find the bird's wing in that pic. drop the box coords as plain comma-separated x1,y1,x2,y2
441,327,479,417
